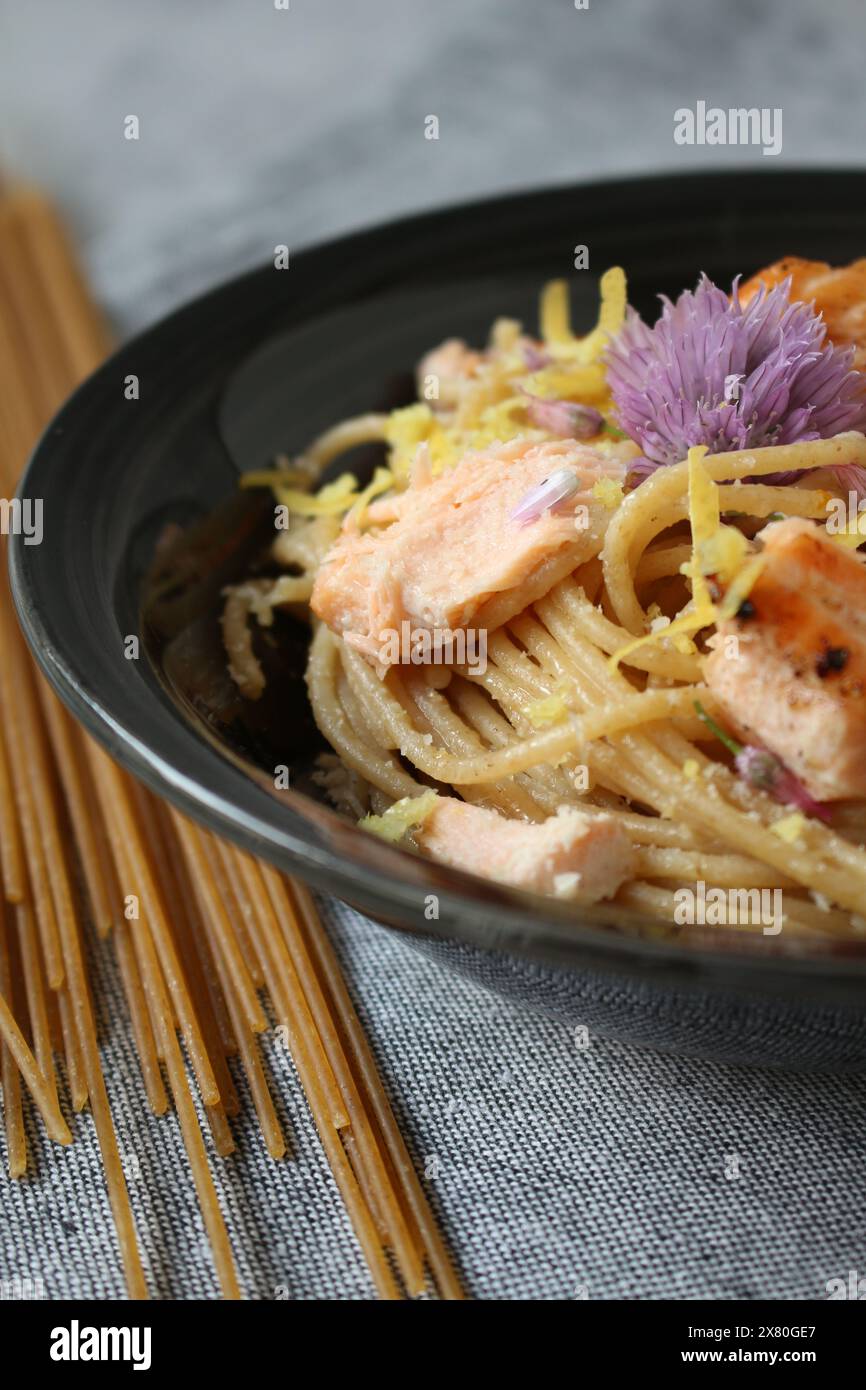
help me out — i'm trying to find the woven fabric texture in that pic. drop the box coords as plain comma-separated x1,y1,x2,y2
2,894,866,1301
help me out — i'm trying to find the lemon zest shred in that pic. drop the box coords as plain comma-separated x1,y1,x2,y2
693,525,750,585
345,466,394,528
540,279,573,346
359,790,439,844
571,266,628,364
524,363,609,403
539,266,628,367
717,553,767,621
608,603,716,671
240,467,313,490
270,473,359,517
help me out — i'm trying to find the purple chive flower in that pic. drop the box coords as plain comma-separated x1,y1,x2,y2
511,467,582,526
605,275,866,483
734,746,831,823
694,702,831,823
520,389,604,440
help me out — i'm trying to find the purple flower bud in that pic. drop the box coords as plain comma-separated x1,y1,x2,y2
521,342,552,371
510,467,583,527
521,390,604,441
734,745,831,822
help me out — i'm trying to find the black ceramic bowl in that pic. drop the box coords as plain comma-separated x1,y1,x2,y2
12,171,866,1068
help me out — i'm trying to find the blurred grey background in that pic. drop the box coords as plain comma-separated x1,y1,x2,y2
2,0,864,334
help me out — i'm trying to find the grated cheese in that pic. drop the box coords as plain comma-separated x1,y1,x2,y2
592,476,625,509
770,812,806,844
523,678,573,727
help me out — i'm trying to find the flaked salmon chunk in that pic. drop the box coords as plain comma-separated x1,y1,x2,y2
705,517,866,801
311,437,628,667
415,799,633,902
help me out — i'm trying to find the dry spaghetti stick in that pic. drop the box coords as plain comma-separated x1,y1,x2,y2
240,851,423,1290
0,947,70,1147
56,984,88,1111
285,877,464,1300
154,805,238,1063
0,900,28,1174
14,897,59,1111
188,863,285,1161
85,747,219,1105
0,198,146,1297
230,866,398,1297
45,835,148,1297
0,279,46,476
194,830,267,1025
229,847,354,1130
227,852,349,1132
208,854,398,1293
134,802,241,1143
114,834,240,1299
211,838,265,989
0,600,64,987
44,977,63,1053
0,213,119,948
113,920,168,1116
1,592,96,1002
254,900,407,1261
143,798,241,1127
37,683,118,937
169,813,265,1035
0,711,24,903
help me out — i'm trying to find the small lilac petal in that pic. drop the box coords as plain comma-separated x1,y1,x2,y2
734,746,831,822
521,342,552,370
625,457,660,487
510,467,582,526
831,462,866,502
521,390,604,440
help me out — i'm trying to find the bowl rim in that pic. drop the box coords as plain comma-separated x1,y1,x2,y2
11,166,866,1004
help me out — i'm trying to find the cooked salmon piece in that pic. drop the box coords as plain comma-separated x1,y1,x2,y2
739,257,866,372
416,338,484,411
704,517,866,801
415,799,633,902
311,437,628,667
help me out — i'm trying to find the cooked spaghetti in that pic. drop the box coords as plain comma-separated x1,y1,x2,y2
227,260,866,938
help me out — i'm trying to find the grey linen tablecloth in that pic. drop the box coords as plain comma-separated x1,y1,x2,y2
2,894,866,1301
2,0,866,1301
